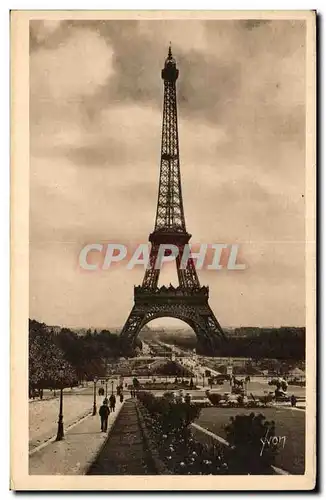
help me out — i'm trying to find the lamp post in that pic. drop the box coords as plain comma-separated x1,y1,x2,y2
105,378,108,398
92,377,98,415
55,365,65,441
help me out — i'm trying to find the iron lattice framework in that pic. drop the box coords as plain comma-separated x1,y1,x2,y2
120,47,226,355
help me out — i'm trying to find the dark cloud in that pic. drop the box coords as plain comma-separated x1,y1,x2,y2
30,19,306,145
30,20,72,52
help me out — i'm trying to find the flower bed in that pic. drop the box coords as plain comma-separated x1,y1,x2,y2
205,391,274,409
136,391,228,475
136,391,279,475
128,382,199,391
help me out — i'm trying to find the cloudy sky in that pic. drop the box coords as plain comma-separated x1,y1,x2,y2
29,18,306,329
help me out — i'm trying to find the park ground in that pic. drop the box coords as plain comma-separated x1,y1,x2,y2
195,406,305,474
29,376,305,475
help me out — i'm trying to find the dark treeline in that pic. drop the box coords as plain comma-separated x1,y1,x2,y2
29,319,122,391
29,318,305,394
160,327,305,360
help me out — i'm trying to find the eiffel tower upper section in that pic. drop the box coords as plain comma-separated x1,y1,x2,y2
141,46,200,290
150,46,189,246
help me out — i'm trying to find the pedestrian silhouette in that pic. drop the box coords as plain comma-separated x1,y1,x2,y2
109,393,116,412
99,400,110,432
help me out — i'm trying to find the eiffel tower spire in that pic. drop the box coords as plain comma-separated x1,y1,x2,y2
154,45,185,233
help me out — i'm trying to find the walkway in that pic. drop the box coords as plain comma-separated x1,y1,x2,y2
29,387,93,452
87,399,157,475
29,399,124,475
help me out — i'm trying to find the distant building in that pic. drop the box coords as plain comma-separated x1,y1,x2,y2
232,327,260,338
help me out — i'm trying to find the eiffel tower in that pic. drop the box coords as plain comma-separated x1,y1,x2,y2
120,47,226,355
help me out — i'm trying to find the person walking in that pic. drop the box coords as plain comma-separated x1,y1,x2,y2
120,392,124,403
109,393,116,412
99,400,110,432
291,394,297,407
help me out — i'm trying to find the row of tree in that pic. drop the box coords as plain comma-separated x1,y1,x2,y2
160,327,305,360
29,319,121,392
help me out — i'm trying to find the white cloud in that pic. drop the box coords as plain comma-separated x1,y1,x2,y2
30,28,114,100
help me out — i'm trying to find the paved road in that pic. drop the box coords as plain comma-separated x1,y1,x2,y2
139,342,306,399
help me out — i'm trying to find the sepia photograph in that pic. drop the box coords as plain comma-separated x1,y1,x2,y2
11,10,316,491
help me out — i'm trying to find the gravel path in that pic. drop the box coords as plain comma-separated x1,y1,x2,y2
29,400,125,475
29,389,94,451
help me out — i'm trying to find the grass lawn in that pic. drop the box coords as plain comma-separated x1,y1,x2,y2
195,407,305,474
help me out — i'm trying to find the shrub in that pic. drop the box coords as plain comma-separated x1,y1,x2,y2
225,413,278,474
162,391,175,402
206,392,223,406
137,391,201,434
246,400,263,408
237,394,244,405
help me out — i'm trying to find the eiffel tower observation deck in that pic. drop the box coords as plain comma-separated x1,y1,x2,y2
120,47,226,356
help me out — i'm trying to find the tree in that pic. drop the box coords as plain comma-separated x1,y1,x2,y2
29,319,123,392
29,320,76,392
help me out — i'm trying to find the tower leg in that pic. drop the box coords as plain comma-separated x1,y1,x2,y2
194,306,226,356
120,306,146,356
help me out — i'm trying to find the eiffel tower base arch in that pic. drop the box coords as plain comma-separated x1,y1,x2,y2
119,287,225,357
